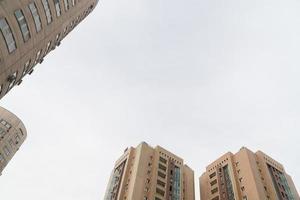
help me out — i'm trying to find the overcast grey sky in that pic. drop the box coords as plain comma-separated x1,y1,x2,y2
1,0,300,199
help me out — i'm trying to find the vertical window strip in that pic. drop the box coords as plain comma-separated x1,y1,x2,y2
53,0,61,17
28,2,42,32
41,0,53,24
14,10,31,42
64,0,69,11
0,18,17,53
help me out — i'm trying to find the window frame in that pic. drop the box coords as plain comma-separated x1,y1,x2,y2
14,9,31,42
0,18,17,53
41,0,53,24
28,2,42,32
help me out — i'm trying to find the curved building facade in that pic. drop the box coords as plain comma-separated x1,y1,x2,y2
0,0,98,99
0,106,26,175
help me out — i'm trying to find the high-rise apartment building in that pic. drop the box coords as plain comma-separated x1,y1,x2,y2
0,0,98,174
104,142,195,200
200,147,300,200
0,0,98,99
0,106,26,175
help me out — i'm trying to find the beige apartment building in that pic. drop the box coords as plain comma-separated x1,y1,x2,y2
200,147,300,200
0,0,98,99
0,106,26,175
104,142,195,200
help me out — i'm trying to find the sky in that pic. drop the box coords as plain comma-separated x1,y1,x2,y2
1,0,300,199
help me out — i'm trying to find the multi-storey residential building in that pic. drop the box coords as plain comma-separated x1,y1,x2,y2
104,142,195,200
0,0,98,99
200,147,300,200
0,106,26,175
0,0,98,175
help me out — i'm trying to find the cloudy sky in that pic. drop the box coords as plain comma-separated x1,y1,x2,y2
1,0,300,199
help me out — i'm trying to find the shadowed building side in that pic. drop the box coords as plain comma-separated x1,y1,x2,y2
104,142,195,200
199,147,300,200
0,0,98,99
0,106,26,175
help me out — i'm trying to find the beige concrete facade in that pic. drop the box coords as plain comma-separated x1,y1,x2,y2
104,142,195,200
0,0,98,99
200,147,300,200
0,106,26,175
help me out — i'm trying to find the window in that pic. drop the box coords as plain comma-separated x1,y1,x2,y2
15,135,20,144
63,26,68,35
8,72,17,89
211,187,218,194
64,0,69,11
157,179,166,188
159,157,167,164
0,18,17,53
42,0,52,24
34,50,42,65
0,127,5,137
45,41,52,55
14,10,31,42
29,2,42,32
157,171,166,179
156,188,165,197
53,0,61,17
223,165,235,200
158,163,167,171
0,119,11,129
209,172,216,179
9,139,14,148
172,166,181,200
3,146,10,156
23,60,31,75
55,33,61,45
212,196,220,200
0,154,4,163
210,179,217,186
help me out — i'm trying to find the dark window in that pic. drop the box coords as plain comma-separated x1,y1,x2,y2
157,171,166,179
212,196,220,200
159,156,167,164
156,187,165,197
157,179,166,188
158,163,167,171
209,172,216,179
210,179,217,186
211,187,218,194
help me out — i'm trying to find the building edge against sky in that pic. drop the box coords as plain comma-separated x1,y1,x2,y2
200,147,300,200
0,106,26,175
0,0,98,174
0,0,98,100
104,142,195,200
